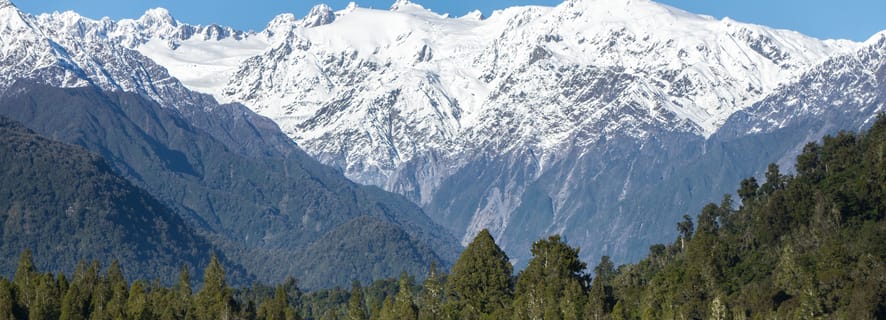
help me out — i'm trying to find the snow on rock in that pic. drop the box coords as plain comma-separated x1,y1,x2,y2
0,0,876,262
206,0,856,191
301,4,336,28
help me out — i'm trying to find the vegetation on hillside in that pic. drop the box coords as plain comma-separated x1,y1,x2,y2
2,115,884,319
0,83,459,288
0,116,248,285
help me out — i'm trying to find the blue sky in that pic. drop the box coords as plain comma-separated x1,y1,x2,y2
15,0,886,41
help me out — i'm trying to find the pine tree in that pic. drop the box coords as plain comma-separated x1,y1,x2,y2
259,285,294,320
738,177,759,204
560,279,585,320
676,215,694,251
417,263,444,320
71,260,101,317
154,290,178,320
60,282,87,320
174,265,193,319
195,255,234,320
57,273,69,300
0,279,13,320
760,163,785,196
447,229,513,317
513,235,588,320
31,273,61,320
105,261,128,320
347,281,368,320
126,281,150,320
393,273,417,320
13,250,37,316
376,296,395,320
240,299,257,320
585,256,616,320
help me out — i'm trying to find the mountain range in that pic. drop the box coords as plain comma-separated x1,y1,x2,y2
0,0,459,289
1,0,884,277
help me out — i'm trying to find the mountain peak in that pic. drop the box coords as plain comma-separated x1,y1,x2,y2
390,0,422,11
461,9,484,20
865,30,886,47
559,0,695,20
0,0,36,39
301,3,335,28
139,7,176,27
265,13,296,36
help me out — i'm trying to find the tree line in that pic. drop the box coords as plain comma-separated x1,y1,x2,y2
3,115,886,319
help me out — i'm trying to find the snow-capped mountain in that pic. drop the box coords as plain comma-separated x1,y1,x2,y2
205,0,856,190
5,0,882,267
128,0,863,260
0,0,463,286
722,31,886,139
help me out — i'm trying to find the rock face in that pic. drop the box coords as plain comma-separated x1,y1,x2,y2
5,0,883,267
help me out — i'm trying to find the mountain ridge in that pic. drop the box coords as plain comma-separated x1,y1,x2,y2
0,115,250,284
0,81,461,289
3,0,884,271
0,0,463,288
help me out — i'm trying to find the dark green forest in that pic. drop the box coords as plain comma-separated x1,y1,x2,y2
0,84,460,288
4,115,885,319
0,116,249,285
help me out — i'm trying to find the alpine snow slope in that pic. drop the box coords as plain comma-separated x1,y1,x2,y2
11,0,885,267
0,0,461,288
119,0,879,265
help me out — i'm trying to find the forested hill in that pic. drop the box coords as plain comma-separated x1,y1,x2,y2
605,115,886,319
0,83,460,289
0,116,248,285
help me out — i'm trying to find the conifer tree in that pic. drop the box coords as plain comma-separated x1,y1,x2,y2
13,250,37,314
259,285,295,320
60,282,87,320
376,296,395,320
126,281,150,320
347,281,368,320
177,265,192,297
90,264,114,320
57,273,69,300
240,299,257,320
738,177,759,204
195,255,234,320
30,274,61,320
72,260,101,315
0,279,13,320
560,279,585,320
585,256,616,320
417,263,444,320
105,261,129,320
513,235,588,320
174,265,194,319
760,163,785,195
393,273,417,320
155,290,178,320
447,229,513,317
676,215,694,251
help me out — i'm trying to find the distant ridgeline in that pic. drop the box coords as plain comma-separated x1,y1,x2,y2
3,116,884,319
